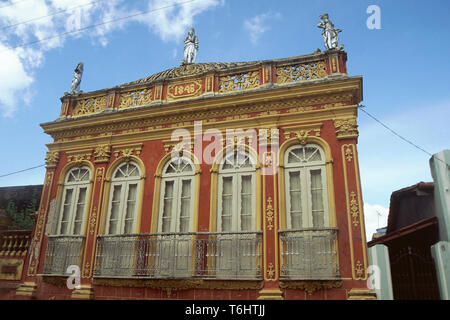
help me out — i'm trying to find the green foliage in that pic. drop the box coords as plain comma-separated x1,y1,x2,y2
5,198,37,230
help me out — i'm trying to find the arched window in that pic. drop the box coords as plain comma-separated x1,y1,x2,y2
58,167,91,235
284,144,329,229
158,157,195,233
105,162,141,235
218,150,256,232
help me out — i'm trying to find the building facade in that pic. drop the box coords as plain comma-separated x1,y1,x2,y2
11,48,375,300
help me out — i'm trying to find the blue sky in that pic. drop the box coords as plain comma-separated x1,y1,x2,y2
0,0,449,238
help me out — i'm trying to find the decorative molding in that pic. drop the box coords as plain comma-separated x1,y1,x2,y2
266,197,274,231
45,151,60,168
279,280,343,295
218,70,261,93
334,118,358,139
92,278,263,297
347,288,377,300
94,145,111,163
72,95,107,117
350,191,360,227
66,149,93,163
276,60,327,84
344,146,353,162
96,167,104,182
89,207,97,236
82,262,91,278
282,123,322,145
46,94,355,142
162,139,193,154
267,263,275,280
355,260,365,279
167,80,202,101
112,143,143,159
42,276,68,287
118,88,153,109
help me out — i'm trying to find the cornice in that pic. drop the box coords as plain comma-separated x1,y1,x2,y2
42,77,362,138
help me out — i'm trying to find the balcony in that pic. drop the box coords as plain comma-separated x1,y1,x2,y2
279,228,339,280
43,235,85,275
94,231,262,280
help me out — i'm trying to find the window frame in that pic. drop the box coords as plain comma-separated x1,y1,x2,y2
105,162,142,235
217,151,257,232
284,144,329,229
157,157,196,234
57,166,91,236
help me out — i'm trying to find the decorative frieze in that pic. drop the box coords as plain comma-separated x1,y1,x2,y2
66,149,93,163
276,61,327,84
283,123,322,144
72,95,107,117
218,70,260,93
118,88,152,109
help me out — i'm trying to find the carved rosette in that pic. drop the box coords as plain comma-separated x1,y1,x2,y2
334,118,358,139
45,151,60,168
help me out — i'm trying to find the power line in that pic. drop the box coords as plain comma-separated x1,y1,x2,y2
0,164,45,179
1,0,197,52
359,105,449,168
0,0,32,10
1,0,107,31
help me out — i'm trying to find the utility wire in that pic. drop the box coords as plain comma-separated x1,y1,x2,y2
0,164,45,178
1,0,107,31
1,0,197,52
359,105,449,168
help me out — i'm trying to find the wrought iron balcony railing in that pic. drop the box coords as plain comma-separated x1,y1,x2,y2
94,231,262,280
43,235,85,276
279,228,339,280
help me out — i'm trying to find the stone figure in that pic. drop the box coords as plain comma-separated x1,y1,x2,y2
182,28,199,65
71,62,84,94
317,14,343,51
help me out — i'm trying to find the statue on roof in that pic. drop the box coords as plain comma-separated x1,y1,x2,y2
317,14,343,51
182,28,199,65
70,62,84,94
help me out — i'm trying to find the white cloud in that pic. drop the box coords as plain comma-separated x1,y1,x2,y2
0,0,222,117
244,11,281,45
136,0,222,42
363,203,389,241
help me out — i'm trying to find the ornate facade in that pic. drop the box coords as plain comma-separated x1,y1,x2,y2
10,48,375,300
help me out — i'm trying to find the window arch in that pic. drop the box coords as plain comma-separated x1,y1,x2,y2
158,156,195,233
58,166,91,235
284,144,329,229
217,150,257,232
105,162,142,235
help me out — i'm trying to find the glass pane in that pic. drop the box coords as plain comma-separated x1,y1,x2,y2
308,147,322,162
108,185,122,234
79,169,89,181
60,189,73,235
127,164,139,177
180,180,191,233
288,148,302,163
73,187,87,235
162,181,174,232
114,167,125,178
240,175,252,231
124,184,137,234
289,171,302,229
310,170,324,227
221,176,233,231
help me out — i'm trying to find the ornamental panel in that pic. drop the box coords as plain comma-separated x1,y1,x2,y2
72,95,107,117
276,61,327,84
218,70,261,93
